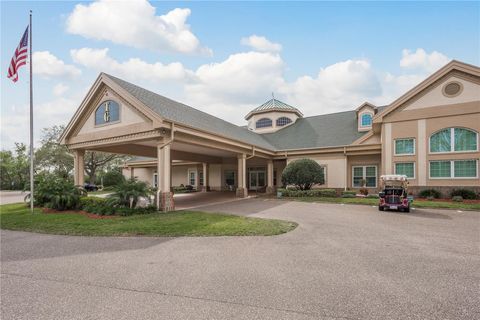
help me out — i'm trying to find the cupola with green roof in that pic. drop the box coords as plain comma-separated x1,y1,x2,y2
245,97,303,133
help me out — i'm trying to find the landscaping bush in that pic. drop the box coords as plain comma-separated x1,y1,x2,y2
79,197,115,215
281,159,325,190
341,194,356,198
451,196,463,202
275,188,336,198
115,205,157,216
101,169,125,187
31,173,86,210
450,189,477,200
108,178,152,208
359,188,369,196
418,189,441,199
342,191,356,196
366,194,379,199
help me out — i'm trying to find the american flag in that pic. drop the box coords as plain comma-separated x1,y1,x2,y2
7,26,29,83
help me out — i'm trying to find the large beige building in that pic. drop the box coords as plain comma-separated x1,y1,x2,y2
61,60,480,210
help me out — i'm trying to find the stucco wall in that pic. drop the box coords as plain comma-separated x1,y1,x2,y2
287,154,347,189
247,111,299,133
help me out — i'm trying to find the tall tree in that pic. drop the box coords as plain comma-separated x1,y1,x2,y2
84,151,126,184
35,125,73,178
0,143,30,190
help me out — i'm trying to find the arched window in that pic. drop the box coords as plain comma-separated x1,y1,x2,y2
95,100,120,125
276,117,292,127
256,118,272,129
430,127,477,153
360,113,372,127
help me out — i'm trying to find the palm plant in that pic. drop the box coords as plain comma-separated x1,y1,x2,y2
108,178,152,208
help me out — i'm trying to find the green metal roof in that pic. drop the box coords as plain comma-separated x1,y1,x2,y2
245,98,303,119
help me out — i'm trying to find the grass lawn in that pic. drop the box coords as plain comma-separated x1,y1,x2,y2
0,203,297,237
284,197,480,211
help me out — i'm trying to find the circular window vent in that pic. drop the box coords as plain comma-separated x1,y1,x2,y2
443,82,462,97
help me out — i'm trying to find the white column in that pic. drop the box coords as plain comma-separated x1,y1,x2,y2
73,149,85,186
156,143,174,211
202,162,209,192
236,154,247,197
266,160,274,194
162,144,171,192
417,119,426,186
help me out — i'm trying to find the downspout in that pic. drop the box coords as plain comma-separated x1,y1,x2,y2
246,146,256,159
158,122,175,148
344,146,347,191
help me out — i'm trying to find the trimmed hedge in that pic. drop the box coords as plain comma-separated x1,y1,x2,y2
277,188,337,198
418,189,441,199
451,189,477,200
341,191,357,196
79,197,156,216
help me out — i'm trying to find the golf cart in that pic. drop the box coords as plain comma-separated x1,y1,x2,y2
378,175,411,212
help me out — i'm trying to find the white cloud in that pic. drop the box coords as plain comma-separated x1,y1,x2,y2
241,35,282,53
70,48,192,82
53,83,69,96
281,59,382,115
33,51,81,78
66,1,211,55
400,48,450,73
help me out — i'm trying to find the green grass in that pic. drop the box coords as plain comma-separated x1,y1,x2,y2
0,203,297,237
283,197,480,211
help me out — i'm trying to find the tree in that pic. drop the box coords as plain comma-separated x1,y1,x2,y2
0,143,30,190
99,169,126,187
35,125,74,179
281,159,325,190
84,151,126,184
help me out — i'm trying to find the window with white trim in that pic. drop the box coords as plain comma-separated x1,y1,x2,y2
395,138,415,155
429,159,478,178
352,166,377,188
430,128,477,153
395,162,415,178
276,117,292,127
255,118,273,129
189,171,196,186
360,113,372,127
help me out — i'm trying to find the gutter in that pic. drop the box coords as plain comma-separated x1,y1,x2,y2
246,146,256,159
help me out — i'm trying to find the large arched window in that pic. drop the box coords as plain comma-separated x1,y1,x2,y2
276,117,292,127
430,127,477,153
360,113,372,127
256,118,272,129
95,100,120,125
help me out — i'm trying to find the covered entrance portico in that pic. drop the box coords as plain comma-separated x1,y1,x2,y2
60,73,281,211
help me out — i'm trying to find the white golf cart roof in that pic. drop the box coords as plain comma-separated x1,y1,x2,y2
380,174,408,182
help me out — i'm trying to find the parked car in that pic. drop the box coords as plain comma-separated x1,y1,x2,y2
83,183,99,192
378,175,411,212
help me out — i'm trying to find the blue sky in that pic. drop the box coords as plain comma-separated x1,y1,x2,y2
1,1,479,150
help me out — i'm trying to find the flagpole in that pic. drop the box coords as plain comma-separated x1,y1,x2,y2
29,10,34,213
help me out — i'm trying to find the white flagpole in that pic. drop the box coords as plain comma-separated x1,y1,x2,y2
29,10,34,213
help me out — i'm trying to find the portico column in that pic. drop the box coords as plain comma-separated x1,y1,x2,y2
73,149,85,186
202,162,209,192
236,154,248,198
156,143,174,211
266,159,274,194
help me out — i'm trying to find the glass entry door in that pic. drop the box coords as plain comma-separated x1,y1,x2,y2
249,170,266,190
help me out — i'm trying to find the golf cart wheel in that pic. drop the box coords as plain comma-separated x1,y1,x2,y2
404,206,410,213
378,206,384,211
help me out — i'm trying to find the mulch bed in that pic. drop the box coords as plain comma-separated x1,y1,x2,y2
415,198,480,204
41,207,117,219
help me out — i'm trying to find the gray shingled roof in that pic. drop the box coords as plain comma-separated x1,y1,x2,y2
246,98,303,119
105,73,277,150
262,111,367,150
105,73,378,153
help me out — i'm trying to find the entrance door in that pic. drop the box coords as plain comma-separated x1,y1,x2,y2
249,170,266,190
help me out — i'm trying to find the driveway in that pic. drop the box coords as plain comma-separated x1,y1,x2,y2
1,199,479,320
0,191,26,205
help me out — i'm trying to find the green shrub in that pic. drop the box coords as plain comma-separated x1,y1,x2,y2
79,197,115,216
342,191,356,196
115,205,157,216
366,194,379,199
451,196,463,202
418,189,441,199
276,188,336,198
30,173,86,210
108,178,152,208
281,159,325,190
100,169,126,187
450,189,477,200
341,194,356,198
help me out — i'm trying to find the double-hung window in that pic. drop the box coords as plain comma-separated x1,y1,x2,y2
395,162,415,178
352,165,377,188
430,159,478,179
395,138,415,155
430,128,477,153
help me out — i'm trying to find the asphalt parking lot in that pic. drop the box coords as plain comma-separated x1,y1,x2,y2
1,199,479,320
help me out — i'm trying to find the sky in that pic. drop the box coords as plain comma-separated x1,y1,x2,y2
1,1,479,150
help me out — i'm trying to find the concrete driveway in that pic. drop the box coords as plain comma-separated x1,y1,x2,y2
1,199,479,320
0,191,27,205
